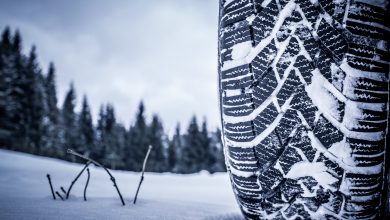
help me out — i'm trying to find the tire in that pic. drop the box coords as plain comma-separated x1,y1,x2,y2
217,0,389,219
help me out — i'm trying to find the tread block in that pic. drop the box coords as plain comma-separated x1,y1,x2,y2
225,129,255,142
348,88,389,103
229,156,259,173
346,55,389,74
346,20,388,41
343,195,380,219
350,120,387,132
276,69,301,106
347,137,385,156
360,109,387,121
317,19,348,61
235,195,262,215
353,153,384,167
252,69,278,107
221,64,251,80
255,132,284,172
253,103,279,134
251,39,277,79
252,0,279,44
222,25,252,50
258,167,284,193
313,115,344,149
222,75,253,90
324,191,344,214
289,127,317,162
225,120,254,133
278,146,303,174
316,51,333,82
348,2,387,27
296,26,319,60
348,76,388,92
348,43,390,62
228,144,258,162
296,0,319,24
290,86,318,128
223,0,251,15
277,10,303,42
280,179,304,201
221,3,254,27
275,109,301,143
294,55,315,84
344,172,382,188
283,203,311,219
232,175,262,209
299,176,318,192
276,37,300,78
224,104,253,117
319,0,347,23
223,93,252,107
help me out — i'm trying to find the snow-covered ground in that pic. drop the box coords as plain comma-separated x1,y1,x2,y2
0,149,242,220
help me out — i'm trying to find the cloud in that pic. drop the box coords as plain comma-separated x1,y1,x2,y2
0,0,221,131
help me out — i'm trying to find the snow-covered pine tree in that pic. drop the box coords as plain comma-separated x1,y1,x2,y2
61,83,78,160
25,46,48,155
0,27,14,147
147,114,167,172
78,96,95,158
178,116,205,173
167,123,181,172
125,101,149,171
43,62,61,158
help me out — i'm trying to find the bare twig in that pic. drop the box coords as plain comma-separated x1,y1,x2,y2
60,186,67,196
133,145,152,204
83,168,90,201
46,174,56,200
56,191,64,200
67,149,125,206
66,161,91,199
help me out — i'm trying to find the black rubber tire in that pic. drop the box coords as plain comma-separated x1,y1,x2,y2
217,0,389,219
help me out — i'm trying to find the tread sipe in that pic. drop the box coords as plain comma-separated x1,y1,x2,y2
217,0,389,219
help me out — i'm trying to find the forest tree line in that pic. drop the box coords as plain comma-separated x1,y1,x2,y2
0,27,226,173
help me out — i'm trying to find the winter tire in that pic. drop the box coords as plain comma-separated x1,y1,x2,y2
217,0,389,219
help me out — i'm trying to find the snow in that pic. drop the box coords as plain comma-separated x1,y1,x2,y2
0,149,243,220
306,69,344,121
328,138,355,167
231,41,252,60
285,161,338,191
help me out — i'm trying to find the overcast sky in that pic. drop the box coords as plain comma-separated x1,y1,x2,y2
0,0,220,133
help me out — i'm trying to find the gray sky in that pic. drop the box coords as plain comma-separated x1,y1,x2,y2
0,0,220,132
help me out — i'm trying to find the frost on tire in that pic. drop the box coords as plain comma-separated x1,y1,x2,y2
218,0,389,219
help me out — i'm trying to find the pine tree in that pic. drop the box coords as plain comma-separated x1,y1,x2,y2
0,28,27,150
78,96,95,157
103,104,119,168
94,104,106,161
168,123,181,172
125,101,149,171
179,116,203,173
0,27,14,147
43,62,61,157
200,118,211,171
25,46,48,154
147,114,167,172
61,83,78,160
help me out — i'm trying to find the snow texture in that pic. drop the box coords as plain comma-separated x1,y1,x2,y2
0,150,242,220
